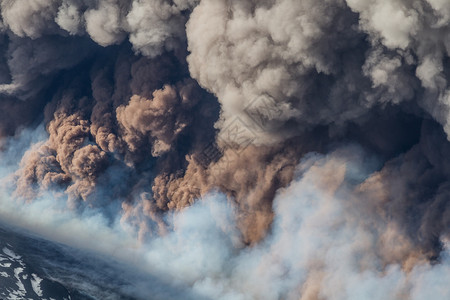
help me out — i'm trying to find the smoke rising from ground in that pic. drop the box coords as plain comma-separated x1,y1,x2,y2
0,0,448,299
1,138,449,299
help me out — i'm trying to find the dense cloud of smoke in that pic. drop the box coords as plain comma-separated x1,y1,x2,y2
185,0,450,145
1,141,449,299
0,0,197,57
140,149,450,300
0,0,449,298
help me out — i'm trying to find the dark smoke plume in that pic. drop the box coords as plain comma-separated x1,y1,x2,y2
0,0,449,299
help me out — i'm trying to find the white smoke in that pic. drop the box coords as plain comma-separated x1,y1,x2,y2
140,148,450,300
0,0,449,299
0,129,448,299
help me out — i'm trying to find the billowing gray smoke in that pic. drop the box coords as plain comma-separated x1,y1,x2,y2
0,0,449,299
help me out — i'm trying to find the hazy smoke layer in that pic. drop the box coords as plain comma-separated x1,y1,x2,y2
0,0,448,299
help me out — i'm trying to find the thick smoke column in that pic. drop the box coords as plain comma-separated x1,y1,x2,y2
0,0,448,299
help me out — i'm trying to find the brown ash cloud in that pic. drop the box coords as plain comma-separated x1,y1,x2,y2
0,1,449,299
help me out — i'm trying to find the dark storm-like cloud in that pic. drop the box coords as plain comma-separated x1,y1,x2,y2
185,0,450,147
0,0,448,299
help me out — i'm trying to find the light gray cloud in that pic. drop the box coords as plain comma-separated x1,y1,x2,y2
0,0,448,298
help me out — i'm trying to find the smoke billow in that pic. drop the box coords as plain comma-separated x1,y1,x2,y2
0,0,449,299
